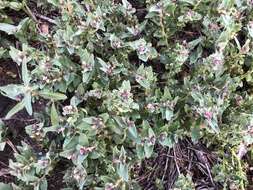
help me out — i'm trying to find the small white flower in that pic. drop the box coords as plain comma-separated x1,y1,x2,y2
62,105,77,115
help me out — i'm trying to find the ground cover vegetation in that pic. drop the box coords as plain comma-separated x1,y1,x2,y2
0,0,253,189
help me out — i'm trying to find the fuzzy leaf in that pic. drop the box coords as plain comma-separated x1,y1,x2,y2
117,163,129,181
39,91,67,100
0,23,17,34
144,143,154,158
0,183,12,190
5,100,25,119
51,103,59,126
24,93,33,115
22,61,30,85
0,84,24,100
0,142,6,151
9,47,22,65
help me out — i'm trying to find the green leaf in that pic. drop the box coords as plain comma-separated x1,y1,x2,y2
0,84,24,100
165,109,173,121
0,47,6,58
39,90,67,100
248,24,253,39
179,0,196,5
159,136,173,148
135,65,156,89
5,100,25,119
0,142,6,151
79,49,94,84
191,125,201,143
9,2,23,10
136,145,145,159
0,23,17,35
208,119,219,133
128,125,138,140
243,134,253,145
47,0,59,6
117,163,129,182
24,93,33,115
144,143,154,158
9,47,22,65
39,179,48,190
51,103,59,126
148,127,155,138
22,60,30,85
0,183,12,190
121,80,131,91
63,136,79,150
78,133,89,146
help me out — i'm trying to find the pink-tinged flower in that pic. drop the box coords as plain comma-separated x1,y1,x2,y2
79,147,89,155
67,153,76,160
38,159,49,167
186,10,193,17
105,183,115,190
79,146,95,155
57,127,65,133
212,57,222,65
62,105,77,115
82,62,93,72
204,111,212,120
138,44,148,55
146,103,155,112
91,118,104,129
135,74,144,81
121,90,130,100
126,119,135,128
133,26,140,36
210,52,223,70
208,23,219,30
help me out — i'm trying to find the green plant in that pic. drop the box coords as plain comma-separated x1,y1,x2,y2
0,0,253,189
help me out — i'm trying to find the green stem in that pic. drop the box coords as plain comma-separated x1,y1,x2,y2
22,1,38,23
232,150,245,190
193,0,202,11
159,11,169,48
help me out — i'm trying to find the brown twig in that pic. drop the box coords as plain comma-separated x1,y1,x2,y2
173,147,181,175
6,139,18,154
0,168,11,178
23,3,38,23
0,160,8,167
194,149,215,186
34,13,57,25
162,148,170,181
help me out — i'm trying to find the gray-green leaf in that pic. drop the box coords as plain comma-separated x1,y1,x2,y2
51,103,59,126
0,23,17,35
0,84,24,100
24,93,33,115
0,183,12,190
39,90,67,100
5,100,25,119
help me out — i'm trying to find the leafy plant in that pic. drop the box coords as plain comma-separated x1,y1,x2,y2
0,0,252,189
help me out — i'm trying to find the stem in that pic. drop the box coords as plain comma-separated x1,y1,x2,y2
193,0,202,11
232,150,245,190
34,13,57,25
159,11,169,48
22,1,38,23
